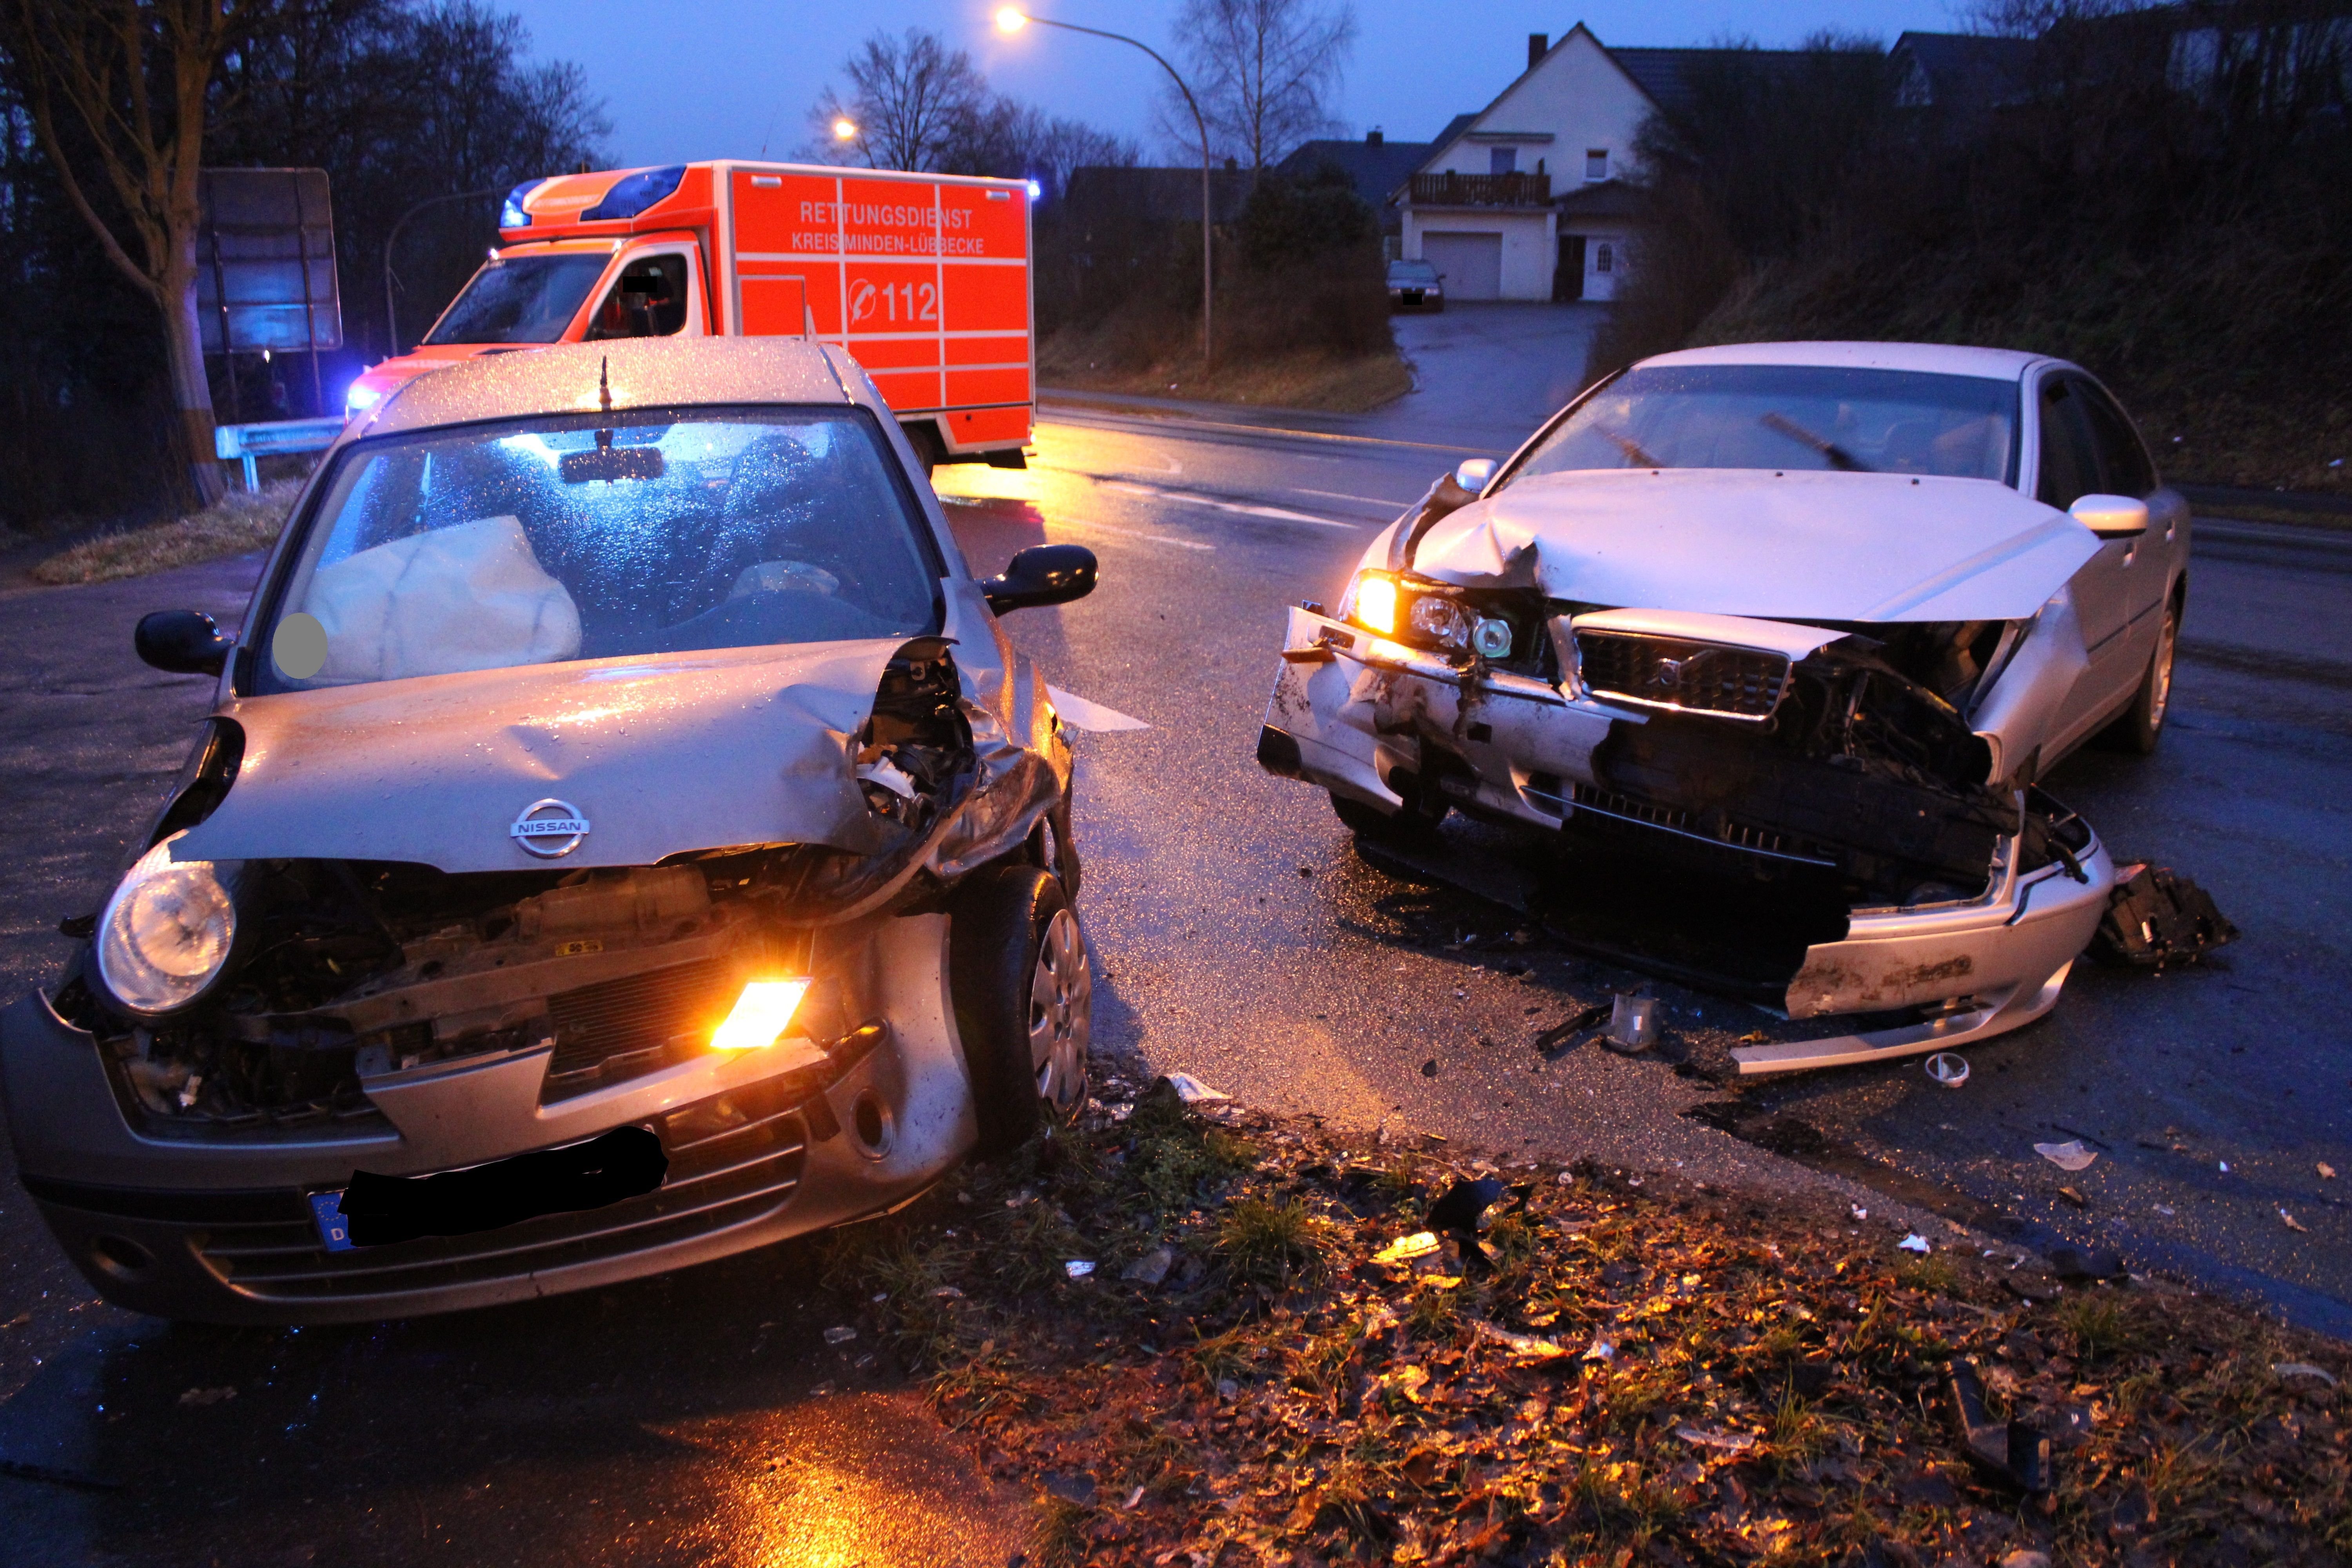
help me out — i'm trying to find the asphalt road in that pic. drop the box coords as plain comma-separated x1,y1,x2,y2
0,303,2345,1560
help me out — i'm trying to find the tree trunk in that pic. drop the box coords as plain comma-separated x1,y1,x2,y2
159,230,224,508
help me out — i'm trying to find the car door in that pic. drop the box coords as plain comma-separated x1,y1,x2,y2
2074,376,2178,664
2033,371,2135,745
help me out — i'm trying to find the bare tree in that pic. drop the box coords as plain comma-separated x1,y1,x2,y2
809,28,987,172
1165,0,1356,170
2,0,241,503
942,96,1137,201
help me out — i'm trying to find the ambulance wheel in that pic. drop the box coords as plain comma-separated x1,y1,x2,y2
950,864,1090,1158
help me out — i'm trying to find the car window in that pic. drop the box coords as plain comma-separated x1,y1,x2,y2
257,407,942,691
1511,364,2020,484
422,254,611,346
1390,262,1438,283
585,253,691,341
2034,377,2103,511
2072,377,2157,497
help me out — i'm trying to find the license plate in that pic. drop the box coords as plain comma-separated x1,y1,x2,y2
309,1190,356,1252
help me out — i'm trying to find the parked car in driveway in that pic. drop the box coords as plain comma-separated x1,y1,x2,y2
1258,341,2187,1074
1,336,1099,1323
1387,259,1445,312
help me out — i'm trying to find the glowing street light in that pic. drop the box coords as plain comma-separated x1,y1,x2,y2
995,8,1215,367
833,117,858,142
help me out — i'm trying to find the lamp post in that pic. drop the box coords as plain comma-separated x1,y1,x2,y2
383,187,504,356
997,8,1213,368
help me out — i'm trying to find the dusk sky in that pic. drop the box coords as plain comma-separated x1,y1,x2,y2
499,1,1971,168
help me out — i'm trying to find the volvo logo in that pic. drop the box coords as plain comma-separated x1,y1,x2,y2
1653,657,1686,685
510,798,591,858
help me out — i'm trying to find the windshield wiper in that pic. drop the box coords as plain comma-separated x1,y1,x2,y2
1598,425,1667,468
1760,412,1871,472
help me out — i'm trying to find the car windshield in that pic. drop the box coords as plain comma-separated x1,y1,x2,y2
1390,262,1438,283
423,254,611,345
1512,364,2020,484
259,407,942,691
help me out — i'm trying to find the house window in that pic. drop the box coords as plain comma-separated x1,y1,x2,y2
1489,146,1517,175
1585,148,1609,181
1595,242,1615,274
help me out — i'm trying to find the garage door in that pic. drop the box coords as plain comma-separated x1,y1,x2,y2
1421,232,1503,300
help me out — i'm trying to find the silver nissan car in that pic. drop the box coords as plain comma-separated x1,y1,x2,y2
1,337,1098,1323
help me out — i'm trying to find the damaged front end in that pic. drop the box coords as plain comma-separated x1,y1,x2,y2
1261,577,2114,1075
5,632,1074,1321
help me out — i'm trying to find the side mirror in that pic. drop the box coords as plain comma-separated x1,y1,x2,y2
135,610,233,676
2070,493,2149,539
980,544,1098,615
1454,458,1497,496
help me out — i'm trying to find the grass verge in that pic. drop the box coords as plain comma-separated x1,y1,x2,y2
827,1071,2352,1566
31,481,301,586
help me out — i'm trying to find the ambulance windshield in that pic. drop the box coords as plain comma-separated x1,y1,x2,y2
424,254,611,345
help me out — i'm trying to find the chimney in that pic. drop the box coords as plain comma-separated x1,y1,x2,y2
1528,33,1548,69
1366,127,1384,145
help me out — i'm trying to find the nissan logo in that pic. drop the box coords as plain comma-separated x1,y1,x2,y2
510,798,591,858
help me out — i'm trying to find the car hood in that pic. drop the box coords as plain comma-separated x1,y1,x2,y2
172,641,914,875
1405,468,2102,622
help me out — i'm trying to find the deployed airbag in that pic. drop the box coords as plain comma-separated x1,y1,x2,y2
302,515,582,684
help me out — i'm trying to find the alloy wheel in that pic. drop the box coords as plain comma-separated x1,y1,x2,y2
1027,907,1091,1118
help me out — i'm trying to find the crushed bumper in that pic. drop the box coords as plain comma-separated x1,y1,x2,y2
1259,606,2116,1074
1,915,976,1323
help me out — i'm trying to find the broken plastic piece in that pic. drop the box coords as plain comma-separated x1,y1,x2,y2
1158,1072,1228,1104
2322,1163,2338,1180
2034,1139,2098,1172
1372,1231,1441,1265
2280,1208,2309,1233
1122,1246,1174,1286
1924,1051,1970,1088
2092,864,2237,966
2274,1362,2339,1387
1899,1234,1931,1254
823,1325,857,1345
1949,1357,2053,1493
1065,1259,1095,1278
1674,1425,1759,1452
1044,684,1151,733
855,755,918,799
1581,1338,1615,1362
1535,1002,1608,1057
1606,991,1659,1051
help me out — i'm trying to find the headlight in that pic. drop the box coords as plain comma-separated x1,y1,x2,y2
1410,595,1472,650
95,837,241,1015
1345,571,1398,635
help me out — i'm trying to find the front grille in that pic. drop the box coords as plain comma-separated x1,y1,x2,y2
1575,632,1791,720
543,957,738,1100
1568,782,1838,867
192,1102,809,1304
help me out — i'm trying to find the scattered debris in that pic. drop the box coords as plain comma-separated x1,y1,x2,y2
1899,1234,1932,1253
933,1285,965,1299
2280,1208,2309,1233
1157,1073,1228,1105
2153,1204,2176,1216
1924,1051,1971,1087
1949,1358,2054,1494
1425,1176,1509,1244
1850,1204,1869,1221
2046,1246,2128,1282
1471,1319,1568,1361
1064,1259,1095,1278
1673,1425,1759,1453
2057,1185,2088,1207
1042,1471,1096,1505
1120,1247,1174,1287
1604,990,1659,1052
1419,1058,1439,1077
1998,1551,2054,1568
1123,1485,1146,1510
2033,1139,2098,1172
1534,1002,1608,1057
822,1326,857,1346
2092,864,2239,966
176,1387,236,1408
2275,1362,2339,1387
1580,1337,1615,1363
2321,1162,2337,1180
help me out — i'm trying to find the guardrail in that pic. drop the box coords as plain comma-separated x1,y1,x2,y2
215,416,344,491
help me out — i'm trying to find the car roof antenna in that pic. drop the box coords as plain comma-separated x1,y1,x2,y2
595,355,614,452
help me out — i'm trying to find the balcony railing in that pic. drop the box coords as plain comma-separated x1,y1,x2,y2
1407,171,1553,207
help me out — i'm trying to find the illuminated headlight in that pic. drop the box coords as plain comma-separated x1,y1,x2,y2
711,978,813,1051
95,837,241,1015
1342,571,1398,636
1410,595,1472,650
1472,617,1515,659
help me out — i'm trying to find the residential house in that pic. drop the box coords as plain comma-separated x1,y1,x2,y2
1273,126,1455,253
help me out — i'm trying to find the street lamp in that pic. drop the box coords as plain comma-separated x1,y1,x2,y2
833,117,858,142
996,7,1214,367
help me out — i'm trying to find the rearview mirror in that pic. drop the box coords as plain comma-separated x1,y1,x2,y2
980,544,1097,614
560,441,666,485
1454,458,1496,495
135,610,233,677
2070,494,2149,538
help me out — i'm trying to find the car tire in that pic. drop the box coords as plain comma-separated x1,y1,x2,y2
948,864,1090,1158
2100,592,2180,756
1331,784,1446,846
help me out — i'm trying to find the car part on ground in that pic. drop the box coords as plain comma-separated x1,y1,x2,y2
1,338,1103,1324
1260,342,2193,1076
2091,864,2238,967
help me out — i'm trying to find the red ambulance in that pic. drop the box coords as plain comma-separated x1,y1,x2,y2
347,161,1034,468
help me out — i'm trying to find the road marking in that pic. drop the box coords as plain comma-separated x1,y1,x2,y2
1038,405,1500,456
1290,487,1412,509
1046,685,1152,732
1053,517,1216,552
1104,481,1363,530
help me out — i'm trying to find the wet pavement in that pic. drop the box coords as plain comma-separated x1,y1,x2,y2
0,302,2346,1556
